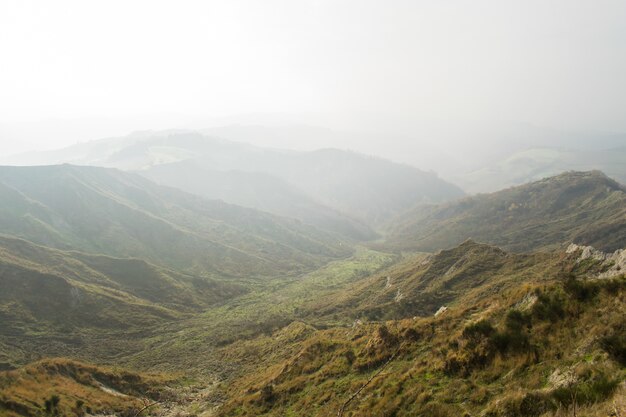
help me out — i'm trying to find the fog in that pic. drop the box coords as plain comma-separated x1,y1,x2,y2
1,0,626,170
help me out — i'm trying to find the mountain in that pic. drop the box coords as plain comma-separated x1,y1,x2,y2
0,234,246,367
0,130,464,226
385,171,626,253
0,164,351,278
141,145,464,226
213,245,625,417
306,240,558,321
454,147,626,193
2,241,624,416
141,161,376,240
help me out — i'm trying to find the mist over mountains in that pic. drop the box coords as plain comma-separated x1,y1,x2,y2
0,126,624,417
2,0,626,414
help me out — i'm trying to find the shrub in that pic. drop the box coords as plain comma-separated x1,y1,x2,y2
44,395,60,415
518,392,550,417
600,329,626,366
259,384,275,404
462,320,495,343
551,371,620,409
532,292,564,322
563,277,599,302
505,310,531,332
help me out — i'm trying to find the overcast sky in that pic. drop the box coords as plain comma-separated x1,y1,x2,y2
1,0,626,154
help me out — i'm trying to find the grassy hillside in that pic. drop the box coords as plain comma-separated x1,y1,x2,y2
385,171,626,253
0,235,243,368
1,241,624,416
211,244,626,417
141,161,376,240
0,358,167,417
306,240,560,321
0,164,352,277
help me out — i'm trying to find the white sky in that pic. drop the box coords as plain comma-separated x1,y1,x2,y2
1,0,626,154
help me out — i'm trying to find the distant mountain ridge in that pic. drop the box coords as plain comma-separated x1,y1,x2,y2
385,171,626,253
0,164,351,278
141,161,377,240
454,146,626,193
0,130,464,227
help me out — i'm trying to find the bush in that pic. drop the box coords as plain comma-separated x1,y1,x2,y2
600,329,626,366
505,310,531,332
564,277,599,302
532,292,564,322
462,320,495,343
551,371,620,409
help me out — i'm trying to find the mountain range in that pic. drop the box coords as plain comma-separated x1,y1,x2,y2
0,133,624,417
0,130,464,226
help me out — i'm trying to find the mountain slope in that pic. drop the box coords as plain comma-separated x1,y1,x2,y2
454,147,626,193
0,359,166,417
0,130,464,226
307,240,558,321
385,171,626,253
211,243,626,417
141,161,376,240
0,165,351,277
0,235,245,367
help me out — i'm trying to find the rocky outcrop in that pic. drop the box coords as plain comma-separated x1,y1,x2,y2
566,243,625,278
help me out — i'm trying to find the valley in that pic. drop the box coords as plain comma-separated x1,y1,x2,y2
0,137,624,417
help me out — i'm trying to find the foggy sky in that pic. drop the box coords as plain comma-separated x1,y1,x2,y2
1,0,626,155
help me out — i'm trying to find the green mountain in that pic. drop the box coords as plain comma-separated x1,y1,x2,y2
385,171,626,253
0,164,352,278
141,161,376,240
0,234,244,367
1,166,624,417
0,131,464,226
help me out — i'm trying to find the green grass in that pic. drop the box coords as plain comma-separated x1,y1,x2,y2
384,171,626,253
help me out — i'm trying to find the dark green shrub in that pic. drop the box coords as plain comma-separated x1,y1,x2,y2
505,310,531,332
564,277,599,302
518,392,550,417
44,395,60,415
259,384,275,403
551,372,620,409
600,329,626,366
462,320,495,342
532,292,564,322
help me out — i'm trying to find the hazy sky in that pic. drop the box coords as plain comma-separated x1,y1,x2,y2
1,0,626,153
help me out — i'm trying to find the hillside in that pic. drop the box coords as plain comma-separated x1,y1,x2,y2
1,241,624,416
0,164,352,277
454,147,626,193
141,161,376,240
0,359,167,417
211,243,626,417
385,171,626,253
0,130,464,226
0,235,245,368
306,240,558,321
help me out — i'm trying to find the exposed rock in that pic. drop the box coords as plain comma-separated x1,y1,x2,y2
434,306,448,317
514,293,538,311
566,243,625,278
384,276,392,289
